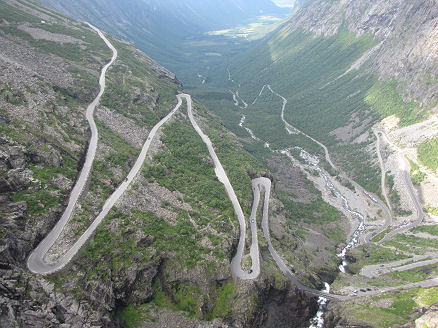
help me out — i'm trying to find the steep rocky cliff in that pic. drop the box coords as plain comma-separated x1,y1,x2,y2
287,0,438,109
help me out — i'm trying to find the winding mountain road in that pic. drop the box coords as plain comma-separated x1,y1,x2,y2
265,84,392,241
374,130,392,212
185,94,259,279
359,129,394,243
361,251,438,278
233,81,438,299
28,27,184,275
28,28,434,311
378,132,425,243
28,24,118,275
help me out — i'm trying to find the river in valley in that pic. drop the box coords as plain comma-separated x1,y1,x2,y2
238,115,367,327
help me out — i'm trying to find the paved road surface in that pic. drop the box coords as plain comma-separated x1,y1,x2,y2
361,251,438,278
265,84,392,244
27,24,118,275
374,130,392,212
28,45,435,305
379,132,424,243
184,93,260,279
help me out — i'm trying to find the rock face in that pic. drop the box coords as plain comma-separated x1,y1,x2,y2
257,286,317,328
287,0,438,108
416,302,438,328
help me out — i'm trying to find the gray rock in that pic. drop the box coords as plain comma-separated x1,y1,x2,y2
0,168,35,193
8,146,26,169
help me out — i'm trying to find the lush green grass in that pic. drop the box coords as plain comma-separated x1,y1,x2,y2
209,27,383,193
427,207,438,216
388,264,438,283
386,234,438,250
416,224,438,236
231,28,377,138
197,25,428,198
151,279,235,320
119,305,147,328
411,224,438,236
102,37,179,128
207,282,235,319
116,269,235,323
153,282,202,318
417,287,438,307
278,177,343,225
324,226,346,244
143,120,234,216
11,189,60,215
418,136,438,172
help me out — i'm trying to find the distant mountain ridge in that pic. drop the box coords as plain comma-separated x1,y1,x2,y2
38,0,291,84
39,0,289,33
284,0,438,108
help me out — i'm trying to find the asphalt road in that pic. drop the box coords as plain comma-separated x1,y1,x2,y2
266,84,392,244
361,251,438,278
184,93,260,279
28,44,433,307
27,24,118,275
378,132,425,243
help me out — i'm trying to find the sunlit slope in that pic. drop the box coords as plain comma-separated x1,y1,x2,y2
38,0,290,84
232,27,376,138
228,25,428,192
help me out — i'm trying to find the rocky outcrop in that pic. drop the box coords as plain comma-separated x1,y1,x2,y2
416,301,438,328
257,285,317,328
0,266,113,328
286,0,438,108
0,168,36,193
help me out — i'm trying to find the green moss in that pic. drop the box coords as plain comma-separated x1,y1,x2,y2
349,244,411,267
11,189,60,215
152,281,202,318
119,304,158,327
371,228,391,242
278,186,343,225
119,305,144,328
390,234,438,250
207,282,235,320
344,288,438,327
388,264,438,283
417,287,438,307
427,207,438,216
144,120,233,215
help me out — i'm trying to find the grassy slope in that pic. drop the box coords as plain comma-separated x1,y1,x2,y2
332,287,438,328
219,24,428,194
418,136,438,172
58,102,268,322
